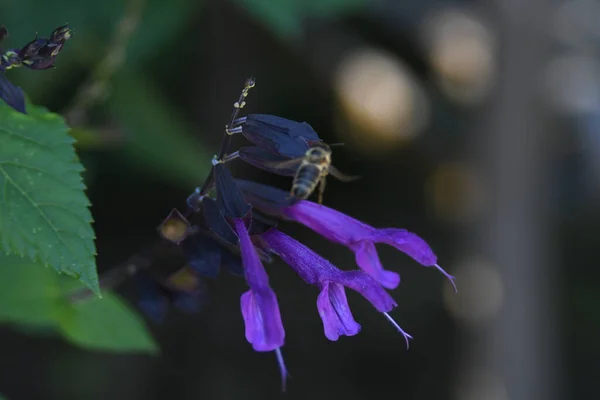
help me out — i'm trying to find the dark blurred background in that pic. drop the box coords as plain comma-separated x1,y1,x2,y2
1,0,597,398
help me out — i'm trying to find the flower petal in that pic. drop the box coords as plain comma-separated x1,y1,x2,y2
241,290,285,351
234,219,285,351
246,114,320,140
317,282,361,341
283,200,373,243
369,228,437,266
350,241,400,289
215,164,251,219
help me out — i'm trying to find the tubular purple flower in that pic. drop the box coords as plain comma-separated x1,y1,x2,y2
262,229,412,346
282,200,457,292
233,219,285,352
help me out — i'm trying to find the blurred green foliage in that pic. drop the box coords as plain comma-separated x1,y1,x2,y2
110,72,211,187
1,0,208,190
59,292,158,354
0,102,98,294
233,0,365,39
0,253,156,354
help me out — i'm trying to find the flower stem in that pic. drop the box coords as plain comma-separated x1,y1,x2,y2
198,77,255,197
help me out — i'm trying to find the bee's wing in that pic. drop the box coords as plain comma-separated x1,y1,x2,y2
0,73,26,113
329,165,361,182
262,157,304,170
238,146,304,176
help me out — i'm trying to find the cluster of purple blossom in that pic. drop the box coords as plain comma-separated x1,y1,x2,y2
136,79,457,390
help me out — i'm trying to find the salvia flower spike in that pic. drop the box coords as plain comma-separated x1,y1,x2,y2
137,77,456,390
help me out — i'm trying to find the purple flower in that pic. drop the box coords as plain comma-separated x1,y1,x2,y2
233,218,288,389
234,219,284,351
262,228,412,346
283,201,457,291
236,180,457,291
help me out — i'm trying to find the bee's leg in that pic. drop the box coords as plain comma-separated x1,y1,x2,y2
329,165,361,182
317,177,327,204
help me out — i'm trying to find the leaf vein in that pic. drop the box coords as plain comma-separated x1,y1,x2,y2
0,165,83,267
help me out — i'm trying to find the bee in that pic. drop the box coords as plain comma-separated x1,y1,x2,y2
268,142,359,204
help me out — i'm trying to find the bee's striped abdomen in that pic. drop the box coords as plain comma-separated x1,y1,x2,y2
291,163,321,199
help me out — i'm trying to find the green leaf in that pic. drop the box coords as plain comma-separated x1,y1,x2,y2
0,393,8,400
0,253,157,354
232,0,365,40
58,293,159,354
0,102,99,294
0,254,67,325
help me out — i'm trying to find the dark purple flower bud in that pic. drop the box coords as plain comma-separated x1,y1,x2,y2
214,163,251,219
200,197,238,246
236,179,298,210
248,210,278,236
180,233,222,278
245,114,320,140
238,146,299,177
262,229,412,346
135,271,169,323
235,114,320,158
50,24,72,43
0,74,26,113
18,25,72,70
233,218,285,351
